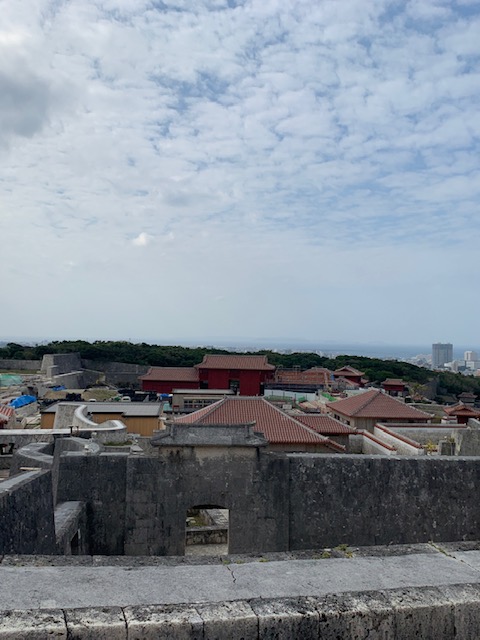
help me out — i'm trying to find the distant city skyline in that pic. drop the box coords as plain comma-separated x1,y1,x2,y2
1,1,479,344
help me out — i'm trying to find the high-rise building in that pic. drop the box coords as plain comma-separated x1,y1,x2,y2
432,343,453,368
465,351,478,362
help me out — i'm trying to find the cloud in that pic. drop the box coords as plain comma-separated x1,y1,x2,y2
1,0,480,345
132,232,153,246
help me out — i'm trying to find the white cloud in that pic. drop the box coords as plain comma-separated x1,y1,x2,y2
1,0,480,345
132,232,153,246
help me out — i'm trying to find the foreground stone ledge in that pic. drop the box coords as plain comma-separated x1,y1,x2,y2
0,609,66,639
64,606,126,639
123,604,204,640
196,601,258,639
250,597,319,639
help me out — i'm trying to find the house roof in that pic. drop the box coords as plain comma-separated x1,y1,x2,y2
0,405,15,421
275,367,332,385
195,355,275,371
333,366,365,377
174,396,343,450
444,403,480,417
140,367,199,382
326,389,432,420
293,414,356,435
382,379,405,386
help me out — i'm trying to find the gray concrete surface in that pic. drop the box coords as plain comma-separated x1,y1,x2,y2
1,549,480,611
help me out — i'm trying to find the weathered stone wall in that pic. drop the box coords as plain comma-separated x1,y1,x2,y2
123,449,289,555
288,455,480,549
5,442,480,557
82,360,149,387
0,359,41,371
0,470,56,554
41,353,82,377
56,452,128,555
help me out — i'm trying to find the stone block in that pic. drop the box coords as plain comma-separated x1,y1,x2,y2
0,609,66,639
385,586,455,639
197,600,258,640
251,597,318,639
315,591,394,639
441,583,480,639
64,606,126,639
124,604,203,640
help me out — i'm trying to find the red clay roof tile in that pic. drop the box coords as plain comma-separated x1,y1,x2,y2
195,355,275,371
175,397,343,449
326,389,432,420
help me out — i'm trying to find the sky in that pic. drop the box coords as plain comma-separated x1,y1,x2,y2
1,0,479,348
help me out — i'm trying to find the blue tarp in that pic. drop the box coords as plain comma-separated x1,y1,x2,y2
51,386,66,391
9,395,36,409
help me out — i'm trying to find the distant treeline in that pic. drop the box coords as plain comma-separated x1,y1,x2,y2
1,340,479,399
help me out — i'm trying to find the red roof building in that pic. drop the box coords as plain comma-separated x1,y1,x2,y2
140,354,275,395
0,404,15,429
293,413,356,449
333,366,365,387
175,396,344,453
444,402,480,425
326,389,432,431
140,367,200,394
195,355,275,396
381,379,407,397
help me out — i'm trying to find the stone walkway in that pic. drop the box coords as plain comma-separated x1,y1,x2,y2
2,543,480,611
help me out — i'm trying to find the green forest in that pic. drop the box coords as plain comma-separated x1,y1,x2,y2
1,340,479,399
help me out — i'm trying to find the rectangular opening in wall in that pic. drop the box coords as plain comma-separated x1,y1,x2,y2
185,506,229,556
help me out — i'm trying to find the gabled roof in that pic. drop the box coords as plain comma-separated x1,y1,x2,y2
326,389,432,420
333,366,365,376
175,396,344,450
293,414,356,435
444,403,480,417
382,379,405,386
275,367,332,385
140,367,199,382
195,355,275,371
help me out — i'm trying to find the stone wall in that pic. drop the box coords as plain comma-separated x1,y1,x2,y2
123,449,289,556
5,442,480,557
0,359,41,371
56,451,128,555
288,455,480,549
0,470,56,554
41,353,82,377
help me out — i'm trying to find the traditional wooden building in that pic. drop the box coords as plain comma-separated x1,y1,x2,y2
381,378,407,397
443,402,480,425
332,366,365,387
140,355,275,396
174,396,345,453
326,389,432,431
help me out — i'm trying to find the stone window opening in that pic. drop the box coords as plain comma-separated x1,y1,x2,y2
185,505,229,557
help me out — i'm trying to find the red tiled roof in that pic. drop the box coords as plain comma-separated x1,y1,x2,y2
195,355,275,371
0,405,15,420
326,389,432,420
382,379,405,386
140,367,199,382
333,366,365,376
275,368,332,385
294,414,356,435
444,403,480,417
175,397,343,450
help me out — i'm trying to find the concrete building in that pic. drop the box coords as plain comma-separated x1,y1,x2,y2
432,343,453,369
